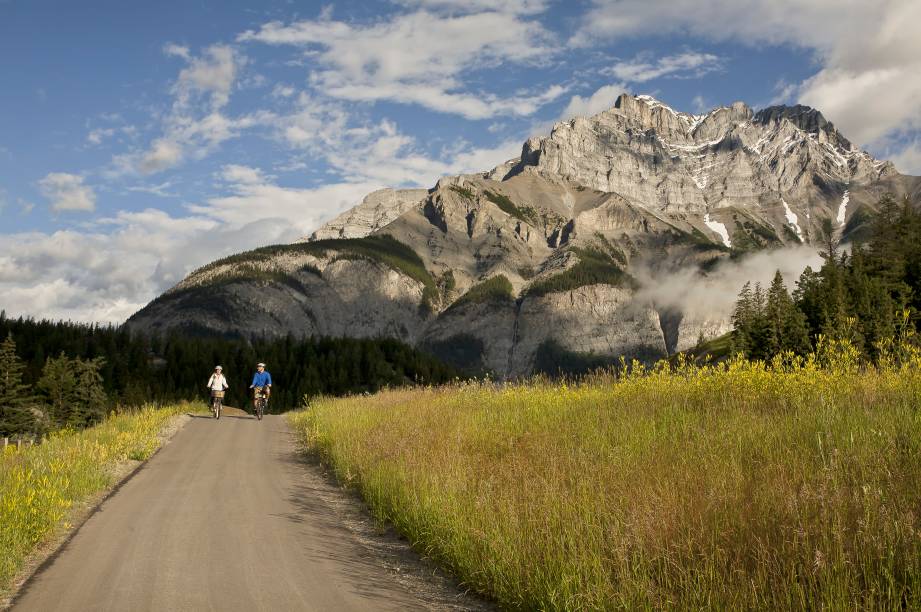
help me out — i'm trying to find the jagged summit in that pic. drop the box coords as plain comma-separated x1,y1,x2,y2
129,93,920,378
502,94,900,237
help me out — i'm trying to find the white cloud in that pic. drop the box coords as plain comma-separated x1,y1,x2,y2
239,9,563,119
87,127,115,146
559,83,628,120
137,138,184,174
889,140,921,175
107,44,266,177
86,124,137,147
273,94,522,186
171,44,241,111
219,164,267,185
190,169,378,231
163,43,191,60
0,172,376,324
38,173,96,213
606,51,723,83
271,84,296,98
392,0,549,15
577,0,921,153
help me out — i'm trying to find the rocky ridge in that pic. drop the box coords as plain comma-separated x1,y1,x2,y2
128,94,921,376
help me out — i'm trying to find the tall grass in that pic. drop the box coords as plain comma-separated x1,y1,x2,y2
289,342,921,609
0,403,194,589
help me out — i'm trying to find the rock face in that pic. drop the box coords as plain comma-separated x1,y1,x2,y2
306,188,428,241
128,94,921,376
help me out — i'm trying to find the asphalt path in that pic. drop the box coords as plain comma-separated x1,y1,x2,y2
13,411,435,611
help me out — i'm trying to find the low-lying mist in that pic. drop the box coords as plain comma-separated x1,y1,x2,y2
634,246,824,322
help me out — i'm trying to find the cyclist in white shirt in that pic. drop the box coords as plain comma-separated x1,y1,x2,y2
207,365,229,398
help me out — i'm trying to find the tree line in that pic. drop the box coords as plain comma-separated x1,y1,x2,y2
0,315,459,437
731,194,921,360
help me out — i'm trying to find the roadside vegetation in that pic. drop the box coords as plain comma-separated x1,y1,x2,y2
0,403,193,591
290,334,921,609
0,315,458,438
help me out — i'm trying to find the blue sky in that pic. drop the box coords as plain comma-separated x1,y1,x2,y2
1,0,919,323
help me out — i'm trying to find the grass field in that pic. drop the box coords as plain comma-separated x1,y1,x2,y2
289,343,921,609
0,403,197,590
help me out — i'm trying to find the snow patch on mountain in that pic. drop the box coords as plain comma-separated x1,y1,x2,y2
782,199,803,241
704,213,732,248
837,190,850,225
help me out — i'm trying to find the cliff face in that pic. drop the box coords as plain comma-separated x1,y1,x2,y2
128,94,921,376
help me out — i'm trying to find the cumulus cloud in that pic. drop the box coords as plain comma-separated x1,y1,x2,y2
392,0,549,15
559,83,628,121
109,45,268,176
273,93,522,186
137,138,184,174
171,43,241,111
577,0,921,152
606,51,724,83
239,8,564,119
0,172,378,323
38,173,96,213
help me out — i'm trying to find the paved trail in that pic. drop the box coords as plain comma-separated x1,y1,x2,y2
13,412,440,611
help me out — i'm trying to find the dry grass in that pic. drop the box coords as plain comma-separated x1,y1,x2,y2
289,342,921,609
0,403,199,590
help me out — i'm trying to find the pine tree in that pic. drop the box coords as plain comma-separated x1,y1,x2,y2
37,353,78,429
71,357,107,427
0,333,36,436
764,271,812,356
731,282,755,356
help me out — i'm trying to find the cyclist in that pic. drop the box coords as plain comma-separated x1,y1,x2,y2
206,366,229,414
249,362,272,414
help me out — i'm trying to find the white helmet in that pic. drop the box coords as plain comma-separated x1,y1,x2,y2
256,362,266,368
214,365,222,371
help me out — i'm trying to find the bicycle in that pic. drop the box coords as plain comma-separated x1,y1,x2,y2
253,386,268,421
211,390,224,419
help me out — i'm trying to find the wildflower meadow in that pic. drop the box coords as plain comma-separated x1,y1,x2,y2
290,337,921,609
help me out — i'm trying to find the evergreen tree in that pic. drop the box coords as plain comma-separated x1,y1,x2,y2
37,353,77,429
71,357,107,427
0,333,36,436
765,271,811,355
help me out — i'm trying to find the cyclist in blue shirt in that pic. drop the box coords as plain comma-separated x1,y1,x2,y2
249,362,273,413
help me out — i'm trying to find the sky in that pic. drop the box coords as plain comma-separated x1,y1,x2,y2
1,0,920,324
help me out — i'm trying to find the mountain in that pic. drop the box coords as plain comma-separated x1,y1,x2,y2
127,94,921,376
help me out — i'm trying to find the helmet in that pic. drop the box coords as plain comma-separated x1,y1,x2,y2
214,365,222,371
257,362,266,368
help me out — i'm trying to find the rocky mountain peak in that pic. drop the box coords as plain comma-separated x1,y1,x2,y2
128,91,919,379
754,104,852,150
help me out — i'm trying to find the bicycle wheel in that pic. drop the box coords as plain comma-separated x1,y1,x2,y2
215,397,222,419
256,398,264,420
